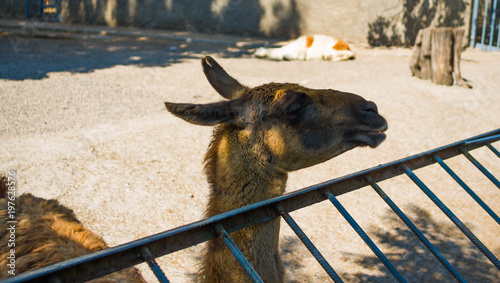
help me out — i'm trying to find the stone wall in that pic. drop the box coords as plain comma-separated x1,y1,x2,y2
1,0,472,45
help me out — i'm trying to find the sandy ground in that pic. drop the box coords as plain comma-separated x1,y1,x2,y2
1,26,500,282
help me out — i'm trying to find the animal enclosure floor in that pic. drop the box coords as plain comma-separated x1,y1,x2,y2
1,30,500,282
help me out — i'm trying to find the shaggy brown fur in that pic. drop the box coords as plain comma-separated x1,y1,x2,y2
165,56,388,282
0,176,145,282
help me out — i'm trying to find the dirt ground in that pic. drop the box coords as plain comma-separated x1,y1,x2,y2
1,26,500,282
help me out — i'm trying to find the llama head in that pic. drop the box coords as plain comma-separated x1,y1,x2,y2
165,56,387,172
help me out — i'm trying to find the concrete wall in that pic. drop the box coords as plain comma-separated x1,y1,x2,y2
1,0,472,45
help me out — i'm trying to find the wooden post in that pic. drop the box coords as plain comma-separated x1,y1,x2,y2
410,28,433,80
431,28,454,86
452,29,470,88
410,27,471,88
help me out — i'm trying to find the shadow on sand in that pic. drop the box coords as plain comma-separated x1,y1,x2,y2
341,205,498,282
1,0,301,80
277,205,498,282
0,32,256,80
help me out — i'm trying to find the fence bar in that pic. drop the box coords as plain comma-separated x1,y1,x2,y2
324,191,407,282
461,150,500,189
486,143,500,158
464,134,500,145
214,224,264,283
140,247,170,283
434,155,500,225
490,0,498,47
470,0,480,47
25,0,29,18
276,205,344,283
481,0,490,45
367,178,466,282
403,165,500,270
498,15,500,48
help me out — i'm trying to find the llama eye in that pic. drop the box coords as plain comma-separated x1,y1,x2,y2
285,102,304,118
278,91,310,121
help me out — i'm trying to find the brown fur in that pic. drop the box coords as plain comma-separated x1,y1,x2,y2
165,56,388,282
306,36,314,48
333,39,351,51
0,176,145,282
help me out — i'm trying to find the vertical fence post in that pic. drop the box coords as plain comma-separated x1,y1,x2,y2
276,204,344,283
434,155,500,225
367,178,466,282
214,224,264,283
470,0,481,47
498,14,500,48
324,191,407,283
486,143,500,158
25,0,30,18
140,247,170,283
403,165,500,270
481,0,490,46
490,0,498,47
461,150,500,189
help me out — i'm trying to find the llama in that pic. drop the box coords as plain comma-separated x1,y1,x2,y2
255,34,355,61
0,176,145,282
165,56,387,282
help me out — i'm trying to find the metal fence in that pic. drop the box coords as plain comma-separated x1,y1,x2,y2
4,128,500,283
470,0,500,51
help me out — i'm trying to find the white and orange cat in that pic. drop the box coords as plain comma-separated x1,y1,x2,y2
255,34,355,61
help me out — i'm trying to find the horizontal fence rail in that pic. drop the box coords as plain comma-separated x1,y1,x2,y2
4,128,500,283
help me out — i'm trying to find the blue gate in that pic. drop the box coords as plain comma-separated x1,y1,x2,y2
470,0,500,50
3,129,500,282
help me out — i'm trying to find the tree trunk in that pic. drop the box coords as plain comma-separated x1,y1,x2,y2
452,29,470,88
431,28,454,86
410,27,471,88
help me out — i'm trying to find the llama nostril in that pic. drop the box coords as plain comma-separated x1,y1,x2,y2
363,101,378,114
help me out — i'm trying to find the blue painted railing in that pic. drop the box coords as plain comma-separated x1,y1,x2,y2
3,129,500,283
470,0,500,51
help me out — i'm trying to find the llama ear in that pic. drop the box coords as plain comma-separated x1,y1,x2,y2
202,56,247,100
165,100,246,127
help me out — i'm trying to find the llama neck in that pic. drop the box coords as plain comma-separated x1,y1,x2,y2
204,126,288,217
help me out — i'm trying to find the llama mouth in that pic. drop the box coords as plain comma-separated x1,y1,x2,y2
348,125,388,148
